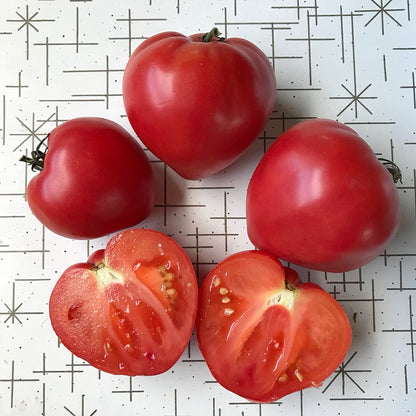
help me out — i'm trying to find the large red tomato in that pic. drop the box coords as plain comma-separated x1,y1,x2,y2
49,228,198,376
122,28,276,180
196,250,352,402
246,119,400,272
22,117,154,239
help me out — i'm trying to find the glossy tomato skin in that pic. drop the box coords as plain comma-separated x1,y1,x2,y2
196,250,352,403
26,117,154,239
49,228,198,376
246,119,400,272
123,30,276,180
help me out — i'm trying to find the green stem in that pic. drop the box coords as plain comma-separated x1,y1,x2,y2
20,136,48,172
201,27,225,43
378,158,402,184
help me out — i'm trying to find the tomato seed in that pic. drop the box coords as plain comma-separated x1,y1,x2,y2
166,288,178,299
294,369,303,382
278,373,288,383
224,308,234,315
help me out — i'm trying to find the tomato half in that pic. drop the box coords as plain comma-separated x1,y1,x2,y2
123,28,276,180
23,117,154,239
246,119,400,272
196,250,352,403
49,228,198,376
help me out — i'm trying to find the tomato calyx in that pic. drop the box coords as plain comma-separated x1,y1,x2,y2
201,27,225,43
19,135,48,172
379,157,402,184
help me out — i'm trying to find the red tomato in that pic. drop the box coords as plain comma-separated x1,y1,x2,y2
49,228,198,376
246,119,400,272
23,117,154,239
122,28,276,180
196,250,352,402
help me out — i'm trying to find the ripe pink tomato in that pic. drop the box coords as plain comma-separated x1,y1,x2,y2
22,117,154,239
246,119,400,272
123,28,276,179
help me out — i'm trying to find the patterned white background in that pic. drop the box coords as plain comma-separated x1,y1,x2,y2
1,1,416,415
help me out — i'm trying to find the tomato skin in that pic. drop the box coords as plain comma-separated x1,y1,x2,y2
123,30,276,180
196,250,352,403
246,119,400,272
49,228,198,376
26,117,154,239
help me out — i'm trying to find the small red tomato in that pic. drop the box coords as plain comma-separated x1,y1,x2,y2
196,250,352,403
246,118,400,272
123,28,276,180
22,117,154,239
49,228,198,376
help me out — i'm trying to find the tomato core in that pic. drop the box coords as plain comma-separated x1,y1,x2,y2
92,263,124,288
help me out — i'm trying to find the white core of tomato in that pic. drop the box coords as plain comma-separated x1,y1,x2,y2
93,263,124,288
266,288,296,310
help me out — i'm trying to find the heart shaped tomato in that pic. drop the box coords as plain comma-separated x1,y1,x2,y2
246,118,400,272
196,250,352,403
122,28,276,179
22,117,154,239
49,228,198,376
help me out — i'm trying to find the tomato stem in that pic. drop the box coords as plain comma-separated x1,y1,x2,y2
19,136,48,172
378,158,402,184
201,27,225,43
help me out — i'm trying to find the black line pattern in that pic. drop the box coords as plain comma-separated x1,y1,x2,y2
1,0,416,415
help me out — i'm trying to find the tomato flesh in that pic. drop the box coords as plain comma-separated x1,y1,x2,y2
49,228,198,376
196,251,352,402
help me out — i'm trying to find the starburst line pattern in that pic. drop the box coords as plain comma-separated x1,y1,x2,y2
64,394,97,416
0,282,44,324
7,5,54,59
330,83,377,118
322,351,371,396
11,112,56,152
357,0,405,35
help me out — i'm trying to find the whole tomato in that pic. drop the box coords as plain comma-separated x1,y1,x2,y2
196,250,351,402
246,119,400,272
22,117,154,239
122,28,276,180
49,228,198,376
